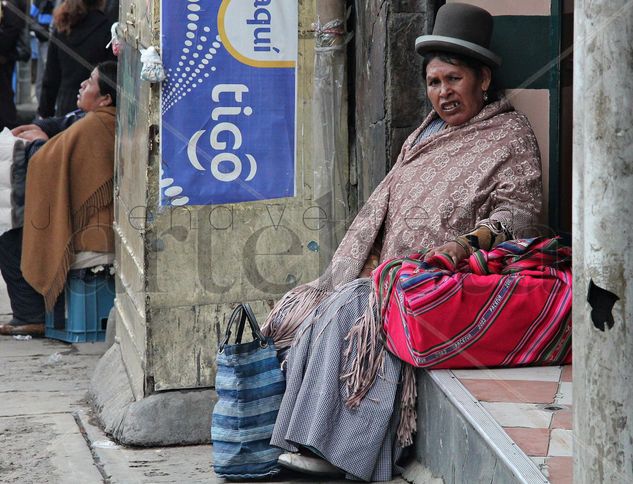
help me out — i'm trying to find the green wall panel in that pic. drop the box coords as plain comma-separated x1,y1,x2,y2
491,16,555,90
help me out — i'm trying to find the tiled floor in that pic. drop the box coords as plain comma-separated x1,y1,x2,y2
452,365,573,484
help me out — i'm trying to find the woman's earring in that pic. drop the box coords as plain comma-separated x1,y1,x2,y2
483,90,489,102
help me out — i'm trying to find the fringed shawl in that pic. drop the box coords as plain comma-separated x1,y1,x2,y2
263,98,543,345
262,98,543,446
21,106,116,310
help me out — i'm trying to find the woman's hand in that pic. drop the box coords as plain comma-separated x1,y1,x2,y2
423,240,469,266
359,254,380,278
11,124,49,142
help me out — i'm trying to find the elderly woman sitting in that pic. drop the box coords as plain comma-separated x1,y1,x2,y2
262,4,546,481
0,60,117,337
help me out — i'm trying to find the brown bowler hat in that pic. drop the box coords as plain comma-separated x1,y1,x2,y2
415,2,501,67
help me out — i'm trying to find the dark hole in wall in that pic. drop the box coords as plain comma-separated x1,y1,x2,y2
587,279,619,332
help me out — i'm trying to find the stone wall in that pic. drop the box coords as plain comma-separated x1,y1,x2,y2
351,0,439,203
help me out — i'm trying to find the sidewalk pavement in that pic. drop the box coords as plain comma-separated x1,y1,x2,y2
0,336,414,484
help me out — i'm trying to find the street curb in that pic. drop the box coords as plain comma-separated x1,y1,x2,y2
89,342,217,446
74,409,117,483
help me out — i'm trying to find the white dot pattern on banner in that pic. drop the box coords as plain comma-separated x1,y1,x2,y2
159,176,174,188
165,186,183,197
161,0,224,113
158,165,189,206
171,197,190,206
161,0,230,206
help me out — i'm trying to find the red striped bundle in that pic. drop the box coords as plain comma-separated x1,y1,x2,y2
374,238,572,369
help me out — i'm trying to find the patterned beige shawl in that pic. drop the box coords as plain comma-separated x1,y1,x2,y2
263,98,542,348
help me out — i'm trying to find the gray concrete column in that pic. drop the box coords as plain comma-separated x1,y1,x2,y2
573,1,633,482
316,0,345,30
313,0,349,257
16,61,32,105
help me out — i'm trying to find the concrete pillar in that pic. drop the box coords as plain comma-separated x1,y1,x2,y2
313,0,350,256
91,0,339,446
316,0,345,30
353,1,437,202
16,61,32,105
573,1,633,482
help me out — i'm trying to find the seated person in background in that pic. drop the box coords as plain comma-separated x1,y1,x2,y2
0,60,117,337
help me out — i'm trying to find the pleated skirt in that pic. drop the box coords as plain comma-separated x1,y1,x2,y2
270,279,406,482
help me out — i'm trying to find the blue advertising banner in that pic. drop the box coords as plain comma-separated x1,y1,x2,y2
160,0,297,206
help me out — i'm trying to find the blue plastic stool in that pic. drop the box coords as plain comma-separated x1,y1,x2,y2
45,268,115,343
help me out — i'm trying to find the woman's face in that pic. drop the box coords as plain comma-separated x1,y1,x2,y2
425,58,491,126
76,68,112,112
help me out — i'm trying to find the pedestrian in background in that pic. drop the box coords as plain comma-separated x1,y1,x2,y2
30,0,55,103
0,0,27,130
38,0,114,118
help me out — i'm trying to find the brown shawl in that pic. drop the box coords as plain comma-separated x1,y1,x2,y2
263,98,543,346
21,106,116,310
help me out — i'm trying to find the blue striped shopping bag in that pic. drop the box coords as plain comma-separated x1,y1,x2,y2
211,304,285,480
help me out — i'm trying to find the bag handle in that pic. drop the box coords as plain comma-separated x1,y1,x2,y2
219,303,268,353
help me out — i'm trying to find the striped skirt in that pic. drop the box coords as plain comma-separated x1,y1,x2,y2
270,279,406,482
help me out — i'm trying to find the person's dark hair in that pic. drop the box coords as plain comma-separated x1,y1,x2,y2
53,0,106,34
422,51,501,103
97,61,118,107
